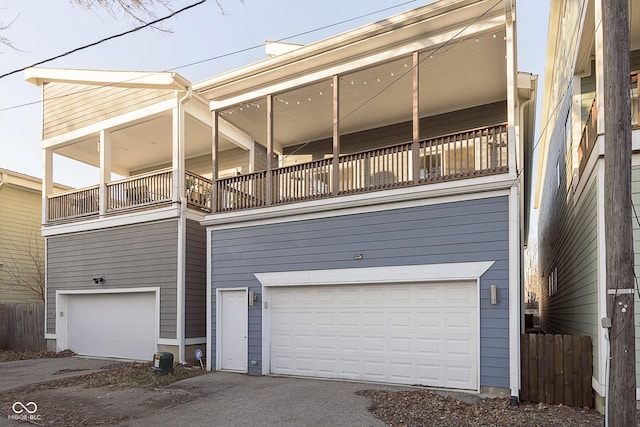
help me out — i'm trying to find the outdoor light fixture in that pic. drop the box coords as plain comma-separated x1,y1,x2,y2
490,285,498,305
92,276,105,285
248,290,257,306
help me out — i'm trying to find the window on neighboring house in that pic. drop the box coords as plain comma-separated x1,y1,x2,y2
548,267,558,297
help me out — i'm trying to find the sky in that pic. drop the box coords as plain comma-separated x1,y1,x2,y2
0,0,550,197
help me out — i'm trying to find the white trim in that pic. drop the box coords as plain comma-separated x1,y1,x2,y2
255,262,494,287
42,206,180,237
185,338,207,345
508,184,520,398
593,377,605,398
203,177,512,230
157,338,180,346
42,99,178,150
25,68,189,89
596,160,608,390
206,231,212,371
177,215,186,363
55,287,160,354
45,333,56,340
215,288,249,372
257,264,491,392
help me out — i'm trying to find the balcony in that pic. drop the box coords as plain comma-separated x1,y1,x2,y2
47,169,212,223
214,124,508,212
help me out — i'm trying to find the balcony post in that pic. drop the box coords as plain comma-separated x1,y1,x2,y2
99,130,111,216
211,111,219,213
412,51,420,184
266,94,273,206
172,103,186,206
332,74,340,196
42,148,53,224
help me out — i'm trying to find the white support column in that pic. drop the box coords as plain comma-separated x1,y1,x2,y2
42,148,53,224
594,0,605,139
99,130,112,216
505,0,518,179
172,103,185,205
173,98,187,363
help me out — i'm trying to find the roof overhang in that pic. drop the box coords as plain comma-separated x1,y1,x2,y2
25,67,190,90
194,0,508,104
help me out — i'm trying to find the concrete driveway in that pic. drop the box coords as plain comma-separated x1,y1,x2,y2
122,371,406,427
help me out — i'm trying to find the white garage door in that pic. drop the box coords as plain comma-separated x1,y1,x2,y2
269,282,478,390
67,292,156,360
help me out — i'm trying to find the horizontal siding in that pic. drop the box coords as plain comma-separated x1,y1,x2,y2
282,101,506,165
211,196,511,387
43,82,174,139
185,219,206,339
0,186,44,303
46,220,179,338
537,84,599,380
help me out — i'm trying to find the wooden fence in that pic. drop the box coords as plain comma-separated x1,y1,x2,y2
0,303,46,352
520,333,592,407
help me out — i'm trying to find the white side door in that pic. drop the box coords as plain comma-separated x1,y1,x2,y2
218,289,248,372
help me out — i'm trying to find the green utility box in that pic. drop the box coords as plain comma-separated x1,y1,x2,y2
152,352,174,375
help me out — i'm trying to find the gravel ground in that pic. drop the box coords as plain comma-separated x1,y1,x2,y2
358,389,614,427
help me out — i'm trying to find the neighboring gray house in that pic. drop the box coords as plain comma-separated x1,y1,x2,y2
195,0,536,401
534,0,640,412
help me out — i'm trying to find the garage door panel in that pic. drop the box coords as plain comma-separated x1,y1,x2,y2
270,281,478,390
67,292,156,360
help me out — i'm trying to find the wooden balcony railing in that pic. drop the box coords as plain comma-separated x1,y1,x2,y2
46,169,212,223
215,123,508,212
48,185,100,221
107,168,173,212
185,171,212,211
578,98,598,175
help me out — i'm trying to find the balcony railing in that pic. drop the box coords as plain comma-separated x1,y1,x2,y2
47,169,212,223
106,168,173,212
48,185,100,221
578,98,598,176
215,123,508,212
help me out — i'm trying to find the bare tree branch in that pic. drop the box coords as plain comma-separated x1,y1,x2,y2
0,226,45,302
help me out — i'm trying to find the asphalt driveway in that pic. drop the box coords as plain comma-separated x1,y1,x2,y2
0,356,413,426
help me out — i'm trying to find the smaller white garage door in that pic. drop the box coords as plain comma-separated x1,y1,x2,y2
67,292,156,360
269,282,478,390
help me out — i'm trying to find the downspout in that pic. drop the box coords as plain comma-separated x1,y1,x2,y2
176,86,192,364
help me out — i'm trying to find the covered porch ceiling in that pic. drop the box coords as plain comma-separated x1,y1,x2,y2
53,111,234,177
218,27,508,151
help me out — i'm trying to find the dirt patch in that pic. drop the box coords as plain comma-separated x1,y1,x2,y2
357,389,612,427
0,360,208,426
0,349,75,363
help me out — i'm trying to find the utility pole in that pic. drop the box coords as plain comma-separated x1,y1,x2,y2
602,0,635,425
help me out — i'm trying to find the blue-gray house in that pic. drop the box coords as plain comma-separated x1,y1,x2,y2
196,0,536,400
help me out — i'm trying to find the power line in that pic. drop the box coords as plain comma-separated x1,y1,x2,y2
0,0,417,113
0,0,207,80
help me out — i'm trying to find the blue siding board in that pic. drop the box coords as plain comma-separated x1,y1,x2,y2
210,196,511,388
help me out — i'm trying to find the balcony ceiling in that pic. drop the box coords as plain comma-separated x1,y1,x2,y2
55,111,228,176
221,29,508,149
55,28,508,175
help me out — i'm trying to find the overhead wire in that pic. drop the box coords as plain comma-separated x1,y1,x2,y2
0,0,418,113
0,0,207,80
